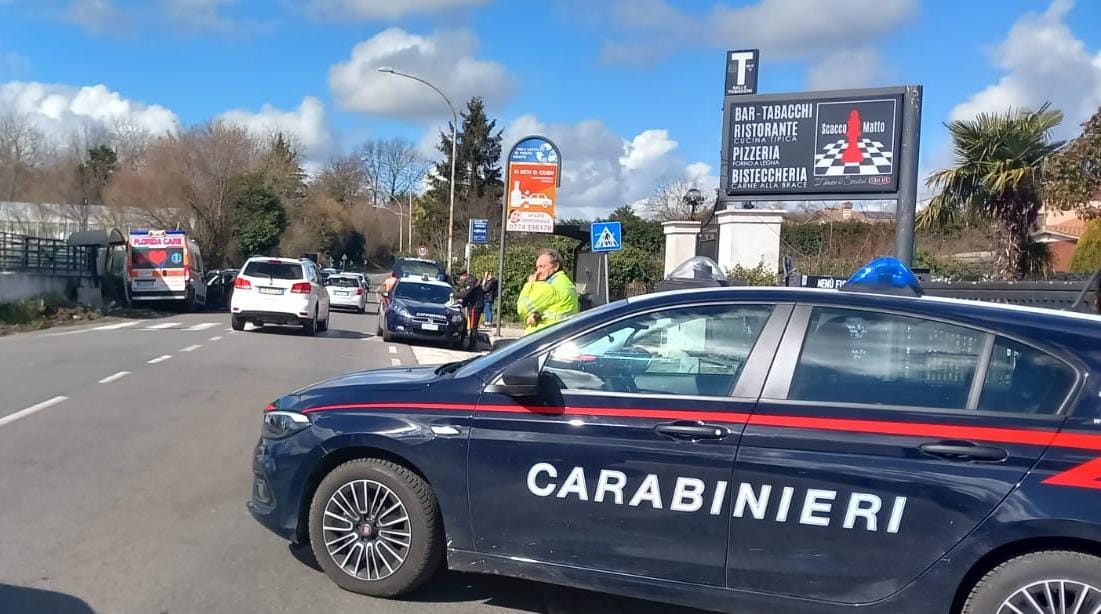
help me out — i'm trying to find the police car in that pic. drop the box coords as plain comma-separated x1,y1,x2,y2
376,275,466,346
248,258,1101,614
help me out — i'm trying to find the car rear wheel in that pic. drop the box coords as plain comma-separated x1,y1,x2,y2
302,310,317,336
231,315,244,331
961,551,1101,614
308,459,444,598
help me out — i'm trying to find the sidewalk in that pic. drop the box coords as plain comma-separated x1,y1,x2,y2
481,324,524,349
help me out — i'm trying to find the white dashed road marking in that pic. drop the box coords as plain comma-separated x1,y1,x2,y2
148,355,173,364
209,336,222,341
180,344,202,352
98,371,131,384
388,346,397,354
185,323,219,331
391,358,401,366
146,322,181,330
92,322,138,331
0,396,69,428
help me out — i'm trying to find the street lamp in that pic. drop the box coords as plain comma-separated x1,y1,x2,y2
377,66,458,274
682,188,704,219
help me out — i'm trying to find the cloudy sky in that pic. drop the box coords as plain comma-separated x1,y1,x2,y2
1,0,1100,219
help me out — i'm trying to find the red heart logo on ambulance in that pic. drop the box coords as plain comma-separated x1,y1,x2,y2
148,250,168,267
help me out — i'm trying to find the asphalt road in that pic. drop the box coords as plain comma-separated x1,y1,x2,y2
0,288,701,614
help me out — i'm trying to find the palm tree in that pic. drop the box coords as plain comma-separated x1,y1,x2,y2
919,104,1064,280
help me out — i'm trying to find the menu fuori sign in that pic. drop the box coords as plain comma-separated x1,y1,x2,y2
726,93,903,196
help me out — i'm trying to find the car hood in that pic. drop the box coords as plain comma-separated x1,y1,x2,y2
281,365,443,410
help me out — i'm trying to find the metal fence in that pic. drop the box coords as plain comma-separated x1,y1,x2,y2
0,232,89,276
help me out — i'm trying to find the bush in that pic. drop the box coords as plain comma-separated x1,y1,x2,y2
0,293,77,326
1070,219,1101,273
726,263,779,286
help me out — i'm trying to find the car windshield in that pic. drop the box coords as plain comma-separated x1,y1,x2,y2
243,261,303,280
393,282,451,304
454,299,629,379
398,260,440,277
326,277,359,288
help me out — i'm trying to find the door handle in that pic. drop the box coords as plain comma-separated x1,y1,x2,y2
654,422,729,440
919,440,1008,462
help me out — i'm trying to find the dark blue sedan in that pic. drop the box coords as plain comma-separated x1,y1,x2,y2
249,259,1101,613
377,276,466,347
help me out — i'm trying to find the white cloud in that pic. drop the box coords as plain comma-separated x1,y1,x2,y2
157,0,242,33
306,0,490,20
950,0,1101,138
0,81,179,138
217,96,335,161
65,0,131,35
500,115,703,220
329,28,514,120
600,0,917,65
805,48,894,91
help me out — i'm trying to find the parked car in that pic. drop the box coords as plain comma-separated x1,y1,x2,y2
250,257,1101,613
230,257,331,335
204,268,239,311
325,274,367,313
343,272,369,292
377,275,465,346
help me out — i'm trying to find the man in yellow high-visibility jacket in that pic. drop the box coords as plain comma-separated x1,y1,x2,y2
517,249,580,335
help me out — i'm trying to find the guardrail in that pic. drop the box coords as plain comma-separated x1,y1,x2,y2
0,232,89,277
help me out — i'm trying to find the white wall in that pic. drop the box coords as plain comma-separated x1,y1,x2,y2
0,272,74,303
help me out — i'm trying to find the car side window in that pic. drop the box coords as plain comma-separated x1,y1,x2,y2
788,307,983,410
978,337,1075,414
543,304,774,397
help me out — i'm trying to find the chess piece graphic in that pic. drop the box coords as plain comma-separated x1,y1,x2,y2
842,108,864,163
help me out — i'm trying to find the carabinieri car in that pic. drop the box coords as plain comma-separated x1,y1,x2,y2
376,275,466,347
248,258,1101,614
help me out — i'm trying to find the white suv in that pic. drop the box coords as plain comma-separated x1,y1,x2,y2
230,257,331,335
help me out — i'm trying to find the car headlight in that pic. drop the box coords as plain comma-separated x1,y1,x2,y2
449,310,465,322
262,411,311,439
391,303,412,318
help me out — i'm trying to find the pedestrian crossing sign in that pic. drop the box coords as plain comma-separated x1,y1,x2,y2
591,221,622,253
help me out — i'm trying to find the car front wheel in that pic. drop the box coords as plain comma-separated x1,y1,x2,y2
308,459,444,597
961,551,1101,614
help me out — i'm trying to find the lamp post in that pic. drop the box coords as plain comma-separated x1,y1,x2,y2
377,66,458,274
682,188,704,220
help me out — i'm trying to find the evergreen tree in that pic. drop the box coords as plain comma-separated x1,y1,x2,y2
420,96,504,259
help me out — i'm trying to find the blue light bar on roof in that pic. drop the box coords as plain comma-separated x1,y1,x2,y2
841,257,924,297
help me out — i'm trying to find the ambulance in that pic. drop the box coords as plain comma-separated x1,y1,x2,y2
127,229,207,310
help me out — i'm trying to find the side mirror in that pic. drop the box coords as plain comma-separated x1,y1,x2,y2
484,354,541,397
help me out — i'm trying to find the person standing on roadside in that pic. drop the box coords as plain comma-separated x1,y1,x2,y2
379,272,398,308
516,249,579,335
482,271,499,326
454,273,485,350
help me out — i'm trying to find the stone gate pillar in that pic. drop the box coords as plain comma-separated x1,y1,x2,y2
661,220,701,277
716,209,784,273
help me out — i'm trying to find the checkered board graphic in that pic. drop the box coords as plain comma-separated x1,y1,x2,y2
813,138,894,176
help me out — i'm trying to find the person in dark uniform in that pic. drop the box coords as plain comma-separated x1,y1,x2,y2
453,274,485,350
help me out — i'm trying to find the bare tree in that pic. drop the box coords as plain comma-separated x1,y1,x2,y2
358,137,429,207
105,121,258,266
0,113,51,201
644,178,717,221
315,154,368,207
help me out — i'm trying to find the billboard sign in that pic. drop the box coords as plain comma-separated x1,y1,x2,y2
725,49,759,96
725,91,904,197
506,136,562,234
469,218,489,244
